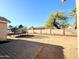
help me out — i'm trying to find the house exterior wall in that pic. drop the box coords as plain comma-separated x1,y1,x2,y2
0,21,7,41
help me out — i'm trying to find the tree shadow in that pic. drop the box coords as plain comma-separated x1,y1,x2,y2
0,39,64,59
16,35,34,38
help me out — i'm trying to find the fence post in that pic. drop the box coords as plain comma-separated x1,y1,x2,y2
63,29,65,36
40,29,42,34
32,28,34,34
50,28,51,35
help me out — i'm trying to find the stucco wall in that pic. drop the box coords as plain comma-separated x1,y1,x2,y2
28,29,77,36
0,21,7,41
65,29,77,35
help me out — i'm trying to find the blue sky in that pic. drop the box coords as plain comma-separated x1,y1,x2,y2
0,0,76,27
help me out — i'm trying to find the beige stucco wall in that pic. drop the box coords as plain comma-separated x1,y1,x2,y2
51,29,63,35
28,29,77,36
0,21,7,41
34,29,41,34
65,29,77,36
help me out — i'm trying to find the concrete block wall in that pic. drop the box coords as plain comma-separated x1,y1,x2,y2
28,29,77,36
65,29,77,36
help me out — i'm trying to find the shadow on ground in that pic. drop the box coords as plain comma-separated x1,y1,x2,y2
0,39,64,59
16,35,34,38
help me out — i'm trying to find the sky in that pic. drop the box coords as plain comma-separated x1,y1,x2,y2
0,0,76,27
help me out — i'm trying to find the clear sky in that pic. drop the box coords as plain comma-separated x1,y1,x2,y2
0,0,76,27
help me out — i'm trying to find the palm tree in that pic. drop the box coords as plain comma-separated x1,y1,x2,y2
71,8,77,29
61,0,77,29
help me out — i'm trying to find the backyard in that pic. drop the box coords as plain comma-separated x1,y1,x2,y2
0,0,78,59
7,34,78,59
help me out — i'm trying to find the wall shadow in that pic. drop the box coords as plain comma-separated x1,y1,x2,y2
0,39,64,59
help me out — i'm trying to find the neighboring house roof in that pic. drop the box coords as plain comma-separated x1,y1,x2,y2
0,16,10,23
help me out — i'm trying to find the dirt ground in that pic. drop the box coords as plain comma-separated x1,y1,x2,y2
7,34,78,59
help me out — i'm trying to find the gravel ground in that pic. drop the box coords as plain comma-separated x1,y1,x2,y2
7,35,78,59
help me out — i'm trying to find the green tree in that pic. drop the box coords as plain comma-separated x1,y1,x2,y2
11,27,18,34
60,23,69,29
18,24,24,29
61,0,66,3
71,8,77,29
45,11,68,29
44,17,54,29
9,25,13,29
61,0,77,29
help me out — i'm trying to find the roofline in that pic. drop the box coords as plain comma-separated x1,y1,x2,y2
0,20,7,24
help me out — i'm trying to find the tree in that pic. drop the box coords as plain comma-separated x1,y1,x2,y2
9,25,13,29
71,8,77,29
61,0,66,3
60,23,69,29
53,11,68,29
18,24,24,29
45,11,68,29
11,27,18,34
61,0,77,29
44,17,54,29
